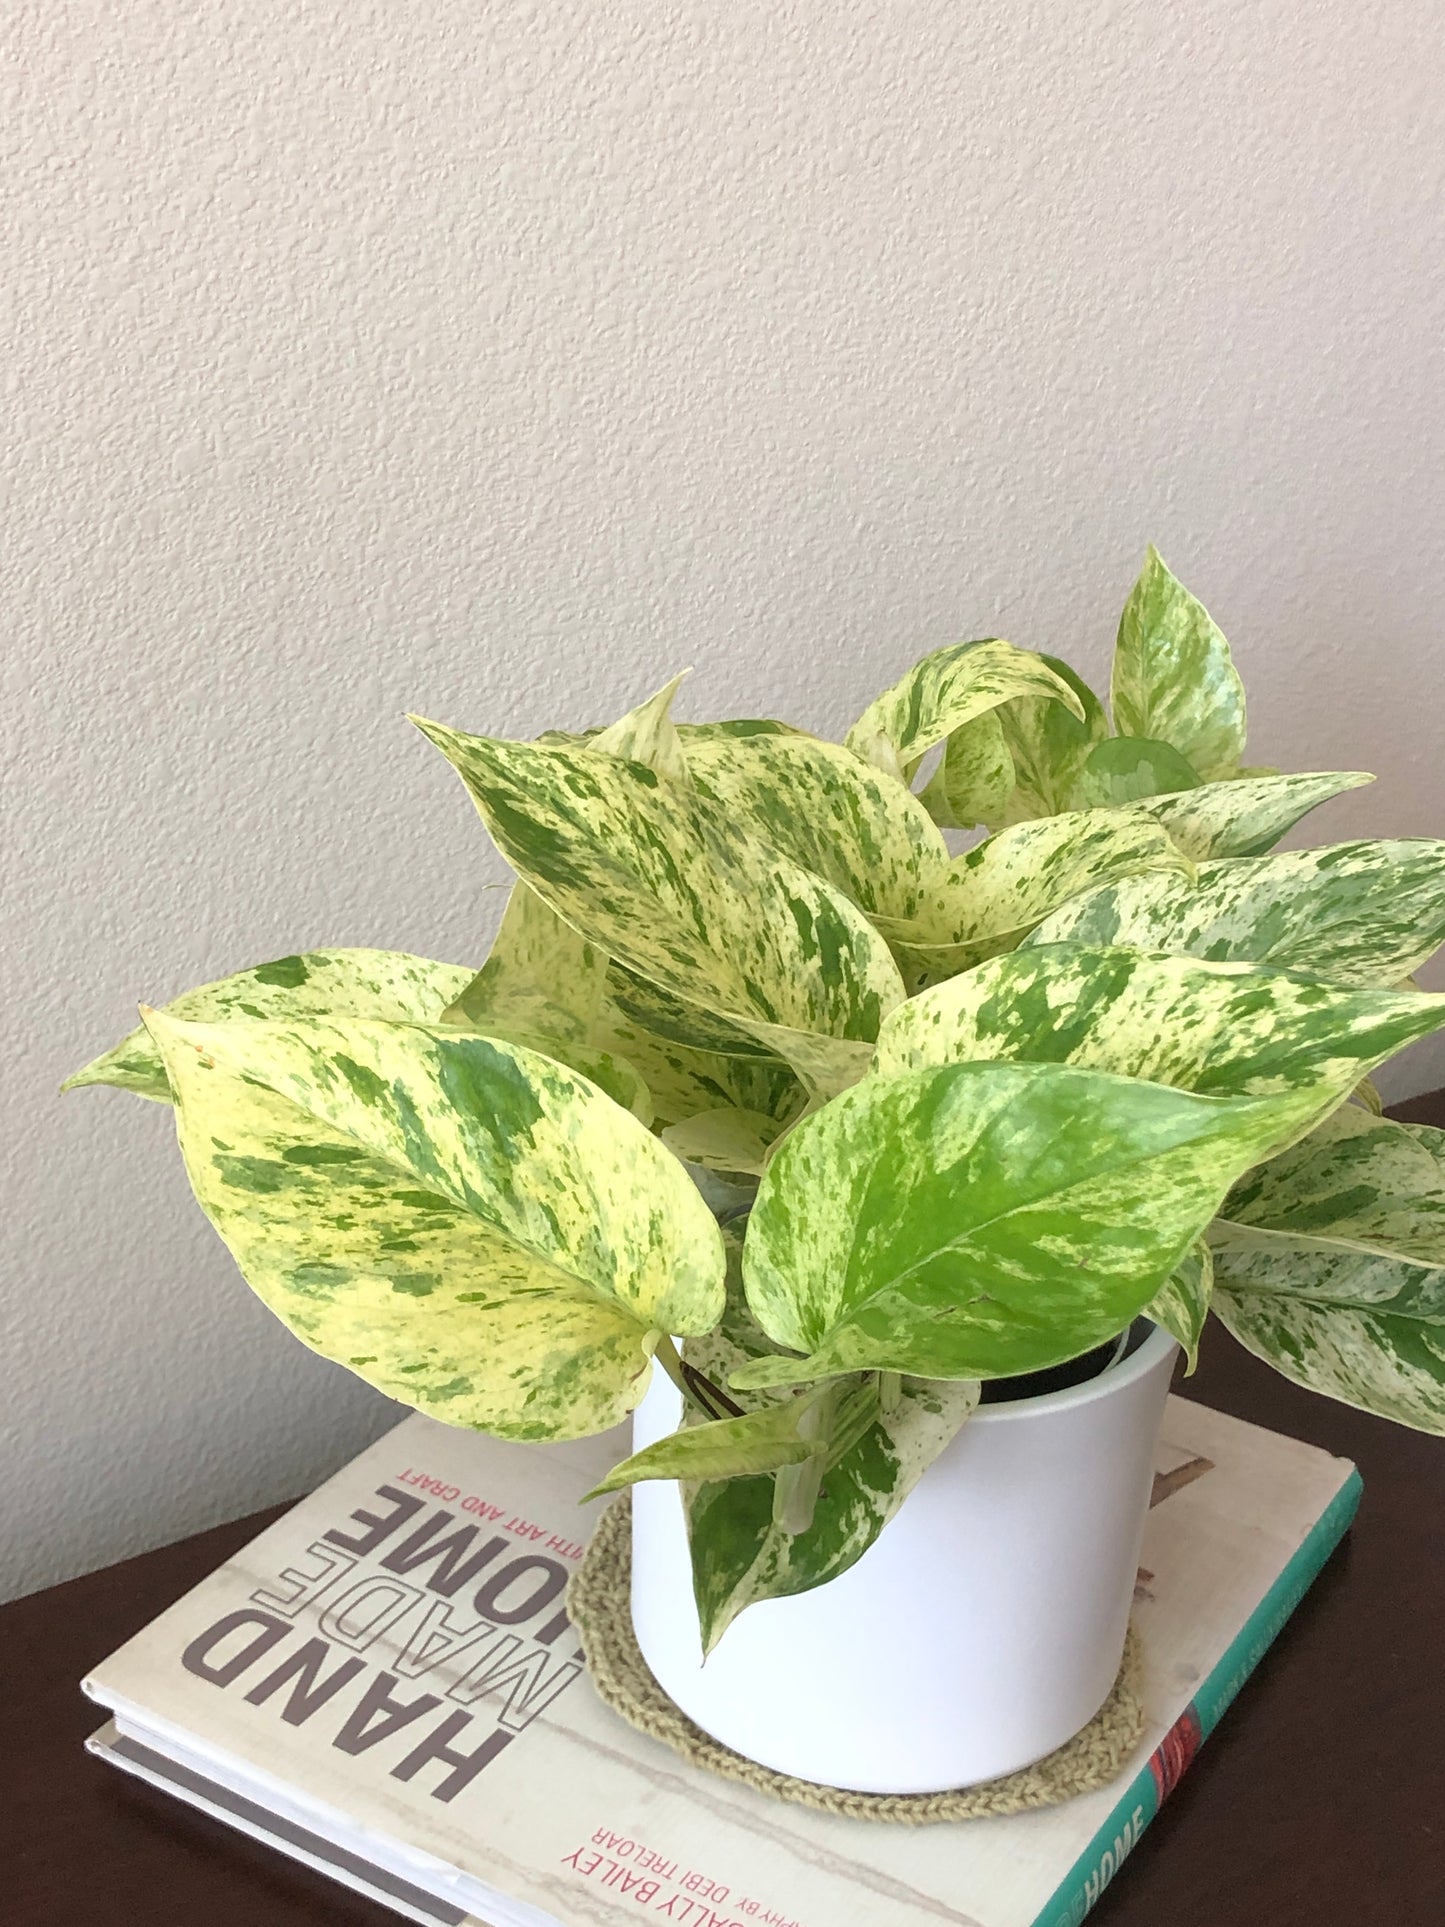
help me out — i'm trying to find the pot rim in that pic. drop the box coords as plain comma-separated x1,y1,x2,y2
968,1319,1178,1427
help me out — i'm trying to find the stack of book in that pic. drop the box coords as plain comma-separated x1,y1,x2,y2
82,1395,1359,1927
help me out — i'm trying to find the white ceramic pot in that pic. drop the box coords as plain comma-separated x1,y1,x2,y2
629,1323,1178,1794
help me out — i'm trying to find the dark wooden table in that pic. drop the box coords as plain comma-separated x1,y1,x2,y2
8,1102,1445,1927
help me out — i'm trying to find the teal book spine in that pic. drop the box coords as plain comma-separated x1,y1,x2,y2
1034,1465,1363,1927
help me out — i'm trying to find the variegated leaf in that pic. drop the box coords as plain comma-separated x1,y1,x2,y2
591,672,692,784
412,721,904,1098
661,1108,787,1176
1025,840,1445,988
684,733,948,920
1213,1107,1445,1265
732,1060,1322,1390
1111,547,1247,780
845,640,1085,780
1073,736,1202,808
1144,1239,1212,1373
441,882,606,1043
1208,1109,1445,1432
995,656,1110,823
682,1237,978,1650
589,991,807,1130
1213,1250,1445,1434
582,1394,824,1498
873,945,1445,1119
145,1010,726,1441
64,949,476,1104
1136,770,1375,860
873,809,1194,991
917,708,1015,831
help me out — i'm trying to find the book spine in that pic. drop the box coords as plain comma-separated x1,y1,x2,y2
1032,1465,1363,1927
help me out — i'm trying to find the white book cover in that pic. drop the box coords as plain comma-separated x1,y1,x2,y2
83,1397,1358,1927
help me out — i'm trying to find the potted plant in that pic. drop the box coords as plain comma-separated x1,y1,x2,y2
68,549,1445,1795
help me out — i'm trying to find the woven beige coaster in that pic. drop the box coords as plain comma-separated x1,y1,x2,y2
567,1493,1145,1826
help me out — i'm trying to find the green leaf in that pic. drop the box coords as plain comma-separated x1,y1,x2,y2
661,1108,788,1176
731,1060,1321,1390
995,656,1110,822
684,733,948,920
1213,1254,1445,1434
412,721,904,1099
1213,1107,1445,1266
144,1009,726,1440
1136,771,1375,860
441,883,606,1043
845,640,1085,780
64,949,476,1104
1144,1239,1212,1374
917,709,1015,831
681,1239,978,1650
583,1396,824,1498
873,944,1445,1113
1111,547,1247,780
1073,736,1202,807
1025,840,1445,988
873,809,1194,991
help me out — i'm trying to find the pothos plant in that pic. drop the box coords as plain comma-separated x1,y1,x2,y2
69,549,1445,1652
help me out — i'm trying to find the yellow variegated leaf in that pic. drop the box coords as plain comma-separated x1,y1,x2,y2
412,720,903,1099
684,733,948,920
1111,548,1247,781
441,882,606,1042
1144,1239,1212,1373
1136,771,1375,860
873,810,1194,991
845,639,1085,780
994,657,1110,822
591,672,692,784
64,949,476,1105
660,1108,786,1176
1025,840,1445,988
589,991,807,1130
917,708,1015,831
874,945,1445,1119
682,1232,978,1649
145,1010,725,1441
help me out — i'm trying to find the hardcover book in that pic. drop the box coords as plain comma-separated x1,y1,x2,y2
83,1395,1360,1927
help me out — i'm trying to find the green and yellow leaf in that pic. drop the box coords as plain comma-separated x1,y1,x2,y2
873,810,1194,991
412,721,904,1098
1111,547,1247,780
145,1010,725,1440
1213,1107,1445,1266
1025,840,1445,987
732,1060,1323,1390
681,1239,978,1650
1213,1251,1445,1434
917,709,1015,830
1144,1239,1212,1373
441,882,606,1043
684,732,948,920
994,657,1110,823
845,639,1085,780
660,1108,788,1176
590,672,692,784
1136,770,1374,860
64,949,475,1104
873,945,1445,1117
589,992,807,1130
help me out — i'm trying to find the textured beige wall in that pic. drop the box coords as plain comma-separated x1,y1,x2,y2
6,2,1445,1600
